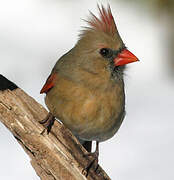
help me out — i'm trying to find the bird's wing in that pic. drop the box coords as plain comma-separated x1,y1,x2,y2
40,72,57,94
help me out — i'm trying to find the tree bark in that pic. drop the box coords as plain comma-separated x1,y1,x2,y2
0,75,111,180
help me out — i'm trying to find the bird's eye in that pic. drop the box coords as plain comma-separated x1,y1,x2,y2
99,48,113,58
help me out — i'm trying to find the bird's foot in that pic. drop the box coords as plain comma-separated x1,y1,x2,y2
82,148,99,176
39,112,55,134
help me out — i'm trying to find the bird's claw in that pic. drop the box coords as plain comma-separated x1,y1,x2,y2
39,112,55,134
82,151,99,176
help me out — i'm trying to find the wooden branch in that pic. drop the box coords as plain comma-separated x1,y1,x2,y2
0,75,111,180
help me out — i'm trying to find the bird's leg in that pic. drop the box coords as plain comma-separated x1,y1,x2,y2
82,141,99,176
82,141,92,152
39,112,55,134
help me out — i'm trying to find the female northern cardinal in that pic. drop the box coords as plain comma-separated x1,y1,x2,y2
40,4,138,170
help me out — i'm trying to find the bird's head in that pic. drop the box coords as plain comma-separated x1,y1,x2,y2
75,4,138,78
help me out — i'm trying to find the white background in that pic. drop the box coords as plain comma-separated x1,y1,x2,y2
0,0,174,179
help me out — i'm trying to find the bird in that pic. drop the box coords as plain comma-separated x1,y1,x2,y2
40,4,138,172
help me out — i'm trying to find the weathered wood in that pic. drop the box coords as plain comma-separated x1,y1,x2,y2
0,75,111,180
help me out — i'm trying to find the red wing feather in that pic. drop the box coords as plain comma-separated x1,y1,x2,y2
40,73,57,94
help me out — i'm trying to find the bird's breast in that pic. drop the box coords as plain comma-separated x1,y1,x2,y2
45,75,125,142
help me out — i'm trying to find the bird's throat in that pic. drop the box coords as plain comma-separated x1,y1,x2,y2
108,60,125,82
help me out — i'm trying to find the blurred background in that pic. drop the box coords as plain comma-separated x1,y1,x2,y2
0,0,174,179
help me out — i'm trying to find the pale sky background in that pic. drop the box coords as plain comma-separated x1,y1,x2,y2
0,0,174,180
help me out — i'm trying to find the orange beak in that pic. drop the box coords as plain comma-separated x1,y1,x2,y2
114,49,139,66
